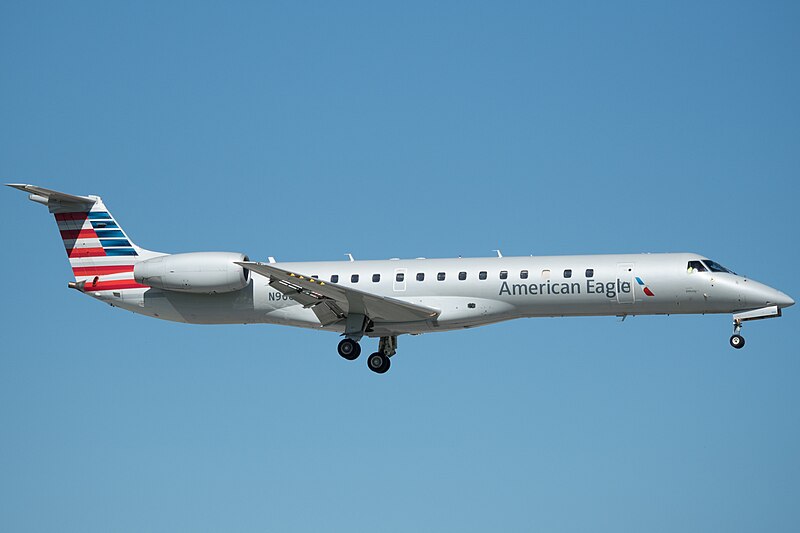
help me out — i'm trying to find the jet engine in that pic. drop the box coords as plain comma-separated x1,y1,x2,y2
133,252,250,294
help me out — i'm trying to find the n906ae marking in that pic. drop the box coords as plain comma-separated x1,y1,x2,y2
268,292,292,302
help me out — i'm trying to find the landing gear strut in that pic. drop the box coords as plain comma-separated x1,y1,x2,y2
730,319,745,349
367,335,397,374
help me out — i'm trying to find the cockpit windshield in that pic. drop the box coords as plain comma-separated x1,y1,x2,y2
703,259,736,274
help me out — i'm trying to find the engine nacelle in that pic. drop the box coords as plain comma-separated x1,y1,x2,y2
134,252,250,294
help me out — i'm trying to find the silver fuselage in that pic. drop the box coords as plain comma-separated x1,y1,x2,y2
99,252,793,337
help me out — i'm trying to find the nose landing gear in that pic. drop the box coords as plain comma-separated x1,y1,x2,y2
729,319,745,349
728,305,784,349
730,334,745,349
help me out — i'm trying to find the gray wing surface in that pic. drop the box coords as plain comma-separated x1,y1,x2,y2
238,261,440,327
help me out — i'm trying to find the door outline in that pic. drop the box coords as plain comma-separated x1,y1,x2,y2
393,268,407,292
617,263,635,304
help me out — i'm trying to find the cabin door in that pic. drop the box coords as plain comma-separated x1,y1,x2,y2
393,268,407,292
616,263,635,304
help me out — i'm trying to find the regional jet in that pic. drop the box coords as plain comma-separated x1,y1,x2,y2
9,184,794,374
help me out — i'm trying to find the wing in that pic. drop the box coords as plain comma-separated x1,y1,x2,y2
239,261,440,327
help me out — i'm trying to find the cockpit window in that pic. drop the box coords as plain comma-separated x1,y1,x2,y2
704,259,735,274
687,261,707,273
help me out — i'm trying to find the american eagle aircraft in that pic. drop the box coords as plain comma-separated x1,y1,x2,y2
9,184,794,374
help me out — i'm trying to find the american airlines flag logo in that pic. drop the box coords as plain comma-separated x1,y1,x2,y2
635,277,655,296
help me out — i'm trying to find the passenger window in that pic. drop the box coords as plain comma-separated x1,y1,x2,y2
396,272,405,282
585,269,593,278
351,274,359,283
458,271,467,281
312,275,319,279
372,274,380,282
416,272,425,282
564,269,572,278
687,261,708,273
520,270,528,279
541,269,550,278
479,271,487,280
437,272,446,281
331,274,339,283
500,271,508,280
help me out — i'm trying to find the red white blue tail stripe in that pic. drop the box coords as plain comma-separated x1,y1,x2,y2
54,199,149,291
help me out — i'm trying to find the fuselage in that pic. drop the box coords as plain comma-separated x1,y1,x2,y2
100,252,794,337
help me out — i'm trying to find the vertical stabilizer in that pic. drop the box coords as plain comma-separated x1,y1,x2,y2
7,184,161,291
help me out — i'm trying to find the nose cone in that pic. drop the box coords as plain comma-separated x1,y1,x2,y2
754,284,794,309
777,291,795,308
740,279,794,309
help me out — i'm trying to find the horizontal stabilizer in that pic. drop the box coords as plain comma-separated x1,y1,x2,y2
6,183,96,210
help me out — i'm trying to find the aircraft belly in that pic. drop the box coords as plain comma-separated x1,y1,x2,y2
335,295,518,335
119,281,280,325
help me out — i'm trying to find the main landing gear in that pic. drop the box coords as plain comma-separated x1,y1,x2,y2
730,319,745,349
367,352,391,374
337,338,361,360
337,335,398,374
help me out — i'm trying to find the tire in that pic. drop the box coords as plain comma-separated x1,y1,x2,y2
367,352,391,374
729,334,745,349
337,339,361,360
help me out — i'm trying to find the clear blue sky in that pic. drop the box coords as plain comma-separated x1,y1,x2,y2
1,1,799,531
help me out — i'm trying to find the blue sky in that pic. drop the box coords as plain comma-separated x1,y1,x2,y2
1,1,798,531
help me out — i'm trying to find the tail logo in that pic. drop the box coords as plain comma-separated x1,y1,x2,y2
56,211,138,258
55,208,146,291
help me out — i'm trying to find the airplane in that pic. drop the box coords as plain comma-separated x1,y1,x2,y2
8,183,795,374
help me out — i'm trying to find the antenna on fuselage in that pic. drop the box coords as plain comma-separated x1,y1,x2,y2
493,249,503,258
345,253,355,262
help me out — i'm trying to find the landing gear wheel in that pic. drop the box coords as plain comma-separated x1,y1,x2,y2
337,339,361,360
730,334,745,349
367,352,391,374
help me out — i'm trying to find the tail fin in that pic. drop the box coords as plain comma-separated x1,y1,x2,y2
7,184,160,291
